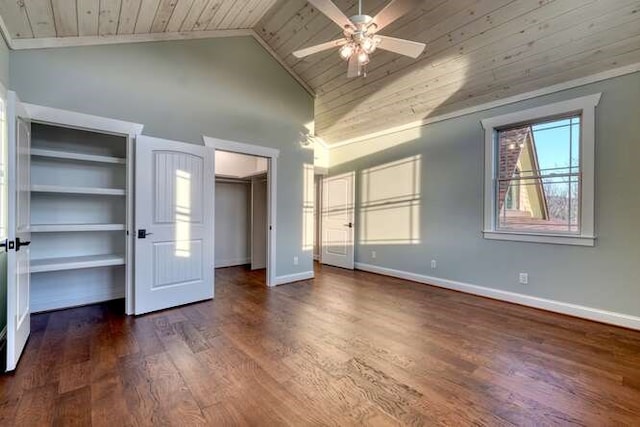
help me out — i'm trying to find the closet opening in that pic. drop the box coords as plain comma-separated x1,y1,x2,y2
214,151,270,284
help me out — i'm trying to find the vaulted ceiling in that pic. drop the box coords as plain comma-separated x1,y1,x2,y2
0,0,277,37
2,0,639,145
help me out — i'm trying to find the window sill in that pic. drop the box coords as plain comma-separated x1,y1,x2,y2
483,231,595,247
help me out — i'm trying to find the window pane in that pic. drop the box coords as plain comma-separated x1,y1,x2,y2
496,116,580,234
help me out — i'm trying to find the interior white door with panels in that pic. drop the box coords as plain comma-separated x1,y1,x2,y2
321,172,355,269
5,91,31,371
135,136,215,314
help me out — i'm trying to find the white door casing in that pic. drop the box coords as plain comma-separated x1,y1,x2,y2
321,172,355,269
251,176,268,270
6,91,31,371
134,135,215,314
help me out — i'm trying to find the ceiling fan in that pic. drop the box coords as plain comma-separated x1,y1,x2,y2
292,0,425,78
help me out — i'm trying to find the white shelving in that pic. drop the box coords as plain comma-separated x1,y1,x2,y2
31,254,126,273
30,121,130,313
31,223,125,233
31,184,126,196
31,148,125,164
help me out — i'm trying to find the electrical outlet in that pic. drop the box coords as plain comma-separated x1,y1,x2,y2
519,273,528,285
293,256,299,265
430,259,437,269
371,251,376,259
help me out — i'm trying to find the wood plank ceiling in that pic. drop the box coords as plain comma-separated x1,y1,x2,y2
0,0,277,38
1,0,639,144
257,0,640,143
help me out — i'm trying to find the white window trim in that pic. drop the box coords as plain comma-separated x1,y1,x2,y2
481,93,601,246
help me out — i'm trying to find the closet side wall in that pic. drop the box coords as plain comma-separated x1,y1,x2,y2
215,181,250,268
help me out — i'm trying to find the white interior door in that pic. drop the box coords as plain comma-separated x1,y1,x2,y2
134,135,214,315
321,172,355,269
251,176,267,270
6,91,31,371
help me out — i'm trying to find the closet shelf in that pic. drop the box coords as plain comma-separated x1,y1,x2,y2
30,223,126,232
31,254,125,273
31,185,126,196
31,148,126,164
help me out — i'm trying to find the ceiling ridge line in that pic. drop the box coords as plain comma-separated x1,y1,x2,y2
0,14,14,49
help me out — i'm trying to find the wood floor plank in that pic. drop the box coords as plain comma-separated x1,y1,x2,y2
53,386,91,427
2,264,640,425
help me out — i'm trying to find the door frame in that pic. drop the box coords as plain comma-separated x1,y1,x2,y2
22,103,144,315
203,136,279,287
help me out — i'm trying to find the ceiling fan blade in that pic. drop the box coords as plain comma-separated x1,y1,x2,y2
370,0,421,32
376,35,425,58
308,0,353,29
347,55,360,78
292,39,346,58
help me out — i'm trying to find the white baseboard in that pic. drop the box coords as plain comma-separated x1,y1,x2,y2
272,271,314,287
355,262,640,330
313,254,319,261
31,290,125,313
215,258,251,268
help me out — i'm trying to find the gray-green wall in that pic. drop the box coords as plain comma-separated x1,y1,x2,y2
331,71,640,318
9,37,315,278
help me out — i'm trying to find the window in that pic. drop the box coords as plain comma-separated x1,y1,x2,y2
481,94,601,246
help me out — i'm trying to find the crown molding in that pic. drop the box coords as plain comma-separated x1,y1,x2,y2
9,29,254,50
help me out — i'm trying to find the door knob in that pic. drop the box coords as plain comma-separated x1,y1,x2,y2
137,229,154,239
344,222,353,228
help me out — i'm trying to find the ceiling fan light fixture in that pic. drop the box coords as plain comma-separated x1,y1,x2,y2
292,0,426,78
361,36,378,54
357,50,369,65
339,43,355,60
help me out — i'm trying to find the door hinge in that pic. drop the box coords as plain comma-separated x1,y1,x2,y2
15,237,31,251
1,239,16,251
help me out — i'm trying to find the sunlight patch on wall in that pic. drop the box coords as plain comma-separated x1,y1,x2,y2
175,169,191,257
360,155,421,245
302,163,315,251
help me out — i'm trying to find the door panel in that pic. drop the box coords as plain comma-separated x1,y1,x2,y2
321,172,355,269
6,92,31,371
135,136,214,315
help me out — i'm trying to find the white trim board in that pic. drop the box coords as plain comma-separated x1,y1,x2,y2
31,289,125,313
272,271,314,286
23,103,144,137
354,263,640,331
10,29,254,50
329,63,640,149
204,135,280,159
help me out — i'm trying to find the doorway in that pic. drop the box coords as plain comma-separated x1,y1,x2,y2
204,136,278,286
214,151,268,272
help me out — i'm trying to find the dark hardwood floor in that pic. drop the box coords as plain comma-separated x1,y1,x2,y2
2,264,640,426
